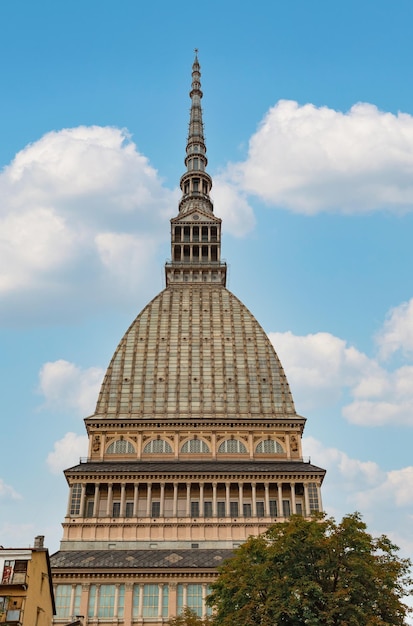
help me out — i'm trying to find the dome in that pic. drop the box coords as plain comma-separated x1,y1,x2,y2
95,284,296,419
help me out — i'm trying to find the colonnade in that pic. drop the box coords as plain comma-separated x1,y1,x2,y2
68,479,321,519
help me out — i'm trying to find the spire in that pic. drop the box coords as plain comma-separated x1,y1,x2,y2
178,50,213,216
165,52,227,287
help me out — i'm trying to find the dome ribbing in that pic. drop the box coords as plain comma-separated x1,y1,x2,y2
95,284,295,419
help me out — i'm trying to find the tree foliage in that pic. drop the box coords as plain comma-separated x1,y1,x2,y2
169,606,213,626
207,513,412,626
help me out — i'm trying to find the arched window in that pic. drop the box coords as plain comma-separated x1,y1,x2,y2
143,439,173,454
106,439,135,454
218,439,247,454
255,439,284,454
181,439,210,454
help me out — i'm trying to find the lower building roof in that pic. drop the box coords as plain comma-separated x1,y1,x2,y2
65,460,325,476
51,548,233,570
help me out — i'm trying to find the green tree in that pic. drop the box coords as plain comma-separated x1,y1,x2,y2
208,513,412,626
169,606,213,626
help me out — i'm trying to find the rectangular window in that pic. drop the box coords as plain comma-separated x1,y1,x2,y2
98,584,116,618
112,502,120,518
151,501,160,517
283,500,291,517
217,501,226,517
143,584,158,617
125,501,134,517
204,501,212,517
191,501,199,517
269,500,278,517
88,584,124,618
296,502,303,516
256,501,265,517
70,484,82,515
55,584,82,618
86,500,94,517
308,483,320,512
243,503,252,517
177,584,203,617
230,501,239,517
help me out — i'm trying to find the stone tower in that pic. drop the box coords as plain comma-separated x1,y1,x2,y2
50,52,326,625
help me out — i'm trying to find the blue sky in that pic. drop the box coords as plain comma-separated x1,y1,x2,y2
1,0,413,596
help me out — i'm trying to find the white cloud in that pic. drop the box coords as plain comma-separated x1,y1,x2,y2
0,126,176,323
224,100,413,214
269,330,377,411
211,176,255,237
270,325,413,426
38,359,104,416
46,432,88,474
0,125,255,323
376,298,413,359
0,478,22,500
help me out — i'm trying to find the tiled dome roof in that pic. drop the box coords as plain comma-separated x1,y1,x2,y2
95,284,296,419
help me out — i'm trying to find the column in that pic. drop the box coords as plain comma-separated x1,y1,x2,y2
264,482,270,517
186,482,191,516
183,583,188,608
202,583,209,619
225,482,231,518
248,433,254,459
138,583,144,618
304,483,310,517
80,483,86,517
199,483,204,517
93,483,100,517
160,482,165,517
173,482,178,517
277,483,283,518
114,583,120,616
133,483,139,517
106,484,113,516
238,482,244,516
158,584,164,619
169,583,177,620
146,483,152,517
316,483,322,512
69,584,77,616
94,584,100,618
120,483,126,517
212,482,217,516
290,482,296,515
252,482,257,517
124,583,134,624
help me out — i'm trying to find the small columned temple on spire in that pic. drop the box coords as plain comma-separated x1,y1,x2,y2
50,53,326,625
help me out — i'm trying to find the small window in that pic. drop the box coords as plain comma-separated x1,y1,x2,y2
243,503,252,517
181,439,210,454
218,439,247,454
107,439,135,454
230,501,239,517
217,501,226,517
125,502,134,517
151,502,160,517
255,439,284,454
143,439,173,454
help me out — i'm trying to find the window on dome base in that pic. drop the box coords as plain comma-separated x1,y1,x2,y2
255,439,284,454
181,439,210,454
143,439,173,454
106,439,135,454
218,439,248,454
